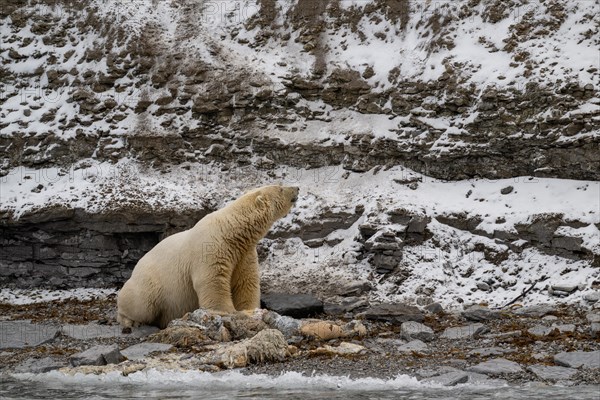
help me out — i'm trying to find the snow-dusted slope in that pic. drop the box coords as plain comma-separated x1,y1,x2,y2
1,158,598,307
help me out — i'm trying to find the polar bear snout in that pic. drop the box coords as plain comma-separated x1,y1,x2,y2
290,186,299,203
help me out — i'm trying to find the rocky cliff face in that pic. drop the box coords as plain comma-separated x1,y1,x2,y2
0,0,598,306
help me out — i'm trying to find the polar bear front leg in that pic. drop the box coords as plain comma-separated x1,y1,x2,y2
193,263,237,314
231,248,261,311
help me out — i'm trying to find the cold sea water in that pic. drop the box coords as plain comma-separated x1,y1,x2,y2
2,370,599,400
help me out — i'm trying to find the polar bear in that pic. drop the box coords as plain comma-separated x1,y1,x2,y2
117,185,299,330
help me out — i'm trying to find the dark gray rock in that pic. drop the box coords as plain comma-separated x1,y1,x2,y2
586,312,600,323
262,311,302,338
542,315,558,322
468,347,510,357
468,358,523,375
527,365,578,381
484,330,521,339
528,325,553,337
553,324,576,333
70,344,125,367
400,321,435,342
440,323,488,339
425,302,444,314
553,351,600,369
13,357,66,373
60,323,125,340
513,305,556,318
421,371,469,386
591,322,600,338
551,237,583,252
529,323,576,336
407,215,431,233
323,297,368,315
500,186,514,195
337,281,372,297
462,305,501,322
0,321,60,349
261,293,323,318
131,325,161,338
416,366,461,378
121,343,173,361
398,339,428,353
361,303,424,323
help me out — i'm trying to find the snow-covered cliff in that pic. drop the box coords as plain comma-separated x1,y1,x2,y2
0,0,598,307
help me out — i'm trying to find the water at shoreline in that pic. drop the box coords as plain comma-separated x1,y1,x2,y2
2,371,599,400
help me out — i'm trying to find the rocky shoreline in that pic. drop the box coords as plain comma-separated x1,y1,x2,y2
1,293,599,387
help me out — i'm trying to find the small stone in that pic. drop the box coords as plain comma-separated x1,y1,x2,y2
468,358,523,375
553,351,600,369
533,352,550,361
527,365,578,381
462,305,501,322
398,339,428,353
416,366,460,378
468,347,509,357
500,186,514,195
131,325,161,338
261,293,323,318
441,323,488,339
552,324,575,333
513,304,556,318
528,325,553,337
425,302,444,314
323,297,368,315
121,343,173,361
551,285,578,293
484,330,521,339
338,281,372,297
549,288,571,297
70,344,125,367
476,282,491,291
590,322,600,338
583,291,600,303
400,321,435,342
361,303,424,323
421,371,469,386
262,311,302,338
542,315,558,321
586,312,600,323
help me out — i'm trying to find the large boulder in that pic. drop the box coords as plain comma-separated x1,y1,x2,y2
261,293,324,318
70,345,125,367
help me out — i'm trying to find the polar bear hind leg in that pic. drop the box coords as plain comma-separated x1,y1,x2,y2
117,277,162,329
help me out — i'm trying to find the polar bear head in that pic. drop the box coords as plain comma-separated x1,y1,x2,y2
251,184,299,221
